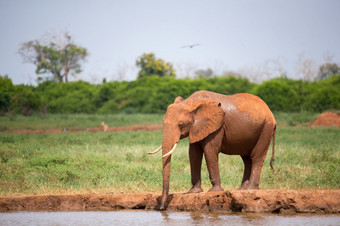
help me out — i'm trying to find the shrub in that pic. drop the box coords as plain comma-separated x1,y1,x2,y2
303,75,340,111
3,75,340,115
36,81,96,113
12,85,41,116
252,78,300,111
0,75,15,113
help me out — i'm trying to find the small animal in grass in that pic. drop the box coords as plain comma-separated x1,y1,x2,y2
101,121,109,132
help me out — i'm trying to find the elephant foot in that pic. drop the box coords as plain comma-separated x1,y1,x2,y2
208,185,224,192
248,184,260,190
187,186,203,193
159,203,166,211
239,180,259,190
238,180,250,190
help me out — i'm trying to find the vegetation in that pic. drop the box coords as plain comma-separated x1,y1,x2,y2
0,113,339,196
318,63,340,80
3,32,338,196
18,32,88,83
2,75,339,116
0,113,163,131
136,53,176,79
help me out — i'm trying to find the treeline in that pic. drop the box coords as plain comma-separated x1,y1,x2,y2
1,75,339,115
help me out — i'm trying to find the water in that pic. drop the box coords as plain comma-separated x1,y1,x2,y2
0,210,339,226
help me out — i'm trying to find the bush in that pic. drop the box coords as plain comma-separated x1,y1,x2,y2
2,75,339,115
303,75,340,111
12,85,41,116
0,75,15,113
36,81,96,113
252,78,301,111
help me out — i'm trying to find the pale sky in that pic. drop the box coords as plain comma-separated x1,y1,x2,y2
1,0,340,84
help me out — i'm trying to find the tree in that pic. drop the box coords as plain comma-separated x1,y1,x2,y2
317,63,340,80
136,53,176,79
295,54,318,81
195,68,214,78
19,32,88,83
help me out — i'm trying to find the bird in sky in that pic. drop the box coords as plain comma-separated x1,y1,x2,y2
181,43,200,48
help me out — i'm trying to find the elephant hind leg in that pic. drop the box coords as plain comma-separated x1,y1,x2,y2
247,125,274,189
239,155,252,190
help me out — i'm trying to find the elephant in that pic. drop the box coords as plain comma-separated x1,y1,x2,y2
149,90,276,210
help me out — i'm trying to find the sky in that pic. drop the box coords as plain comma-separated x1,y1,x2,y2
1,0,340,85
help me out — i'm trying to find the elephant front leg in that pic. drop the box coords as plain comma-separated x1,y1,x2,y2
204,148,224,192
187,143,204,193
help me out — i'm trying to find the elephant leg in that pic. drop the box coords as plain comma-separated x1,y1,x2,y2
239,155,252,190
203,148,224,192
188,143,204,193
248,125,273,189
247,160,264,189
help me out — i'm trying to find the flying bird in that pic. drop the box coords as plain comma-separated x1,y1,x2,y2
182,43,200,48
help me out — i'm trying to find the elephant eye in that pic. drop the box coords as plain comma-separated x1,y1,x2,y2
179,123,185,128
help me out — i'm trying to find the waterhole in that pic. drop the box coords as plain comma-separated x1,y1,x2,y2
0,210,339,226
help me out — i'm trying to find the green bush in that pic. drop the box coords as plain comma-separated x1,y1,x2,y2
252,78,301,111
12,85,41,116
303,75,340,111
0,75,15,113
2,75,339,115
36,81,96,113
252,75,340,112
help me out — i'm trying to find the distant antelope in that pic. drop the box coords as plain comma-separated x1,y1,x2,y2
101,121,109,132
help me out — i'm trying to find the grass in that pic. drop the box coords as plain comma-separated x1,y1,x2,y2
0,113,164,131
0,112,339,196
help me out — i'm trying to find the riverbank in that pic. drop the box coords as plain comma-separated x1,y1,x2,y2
1,190,339,213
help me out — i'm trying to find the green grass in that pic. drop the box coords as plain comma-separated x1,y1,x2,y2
0,113,339,196
273,111,319,127
0,113,164,131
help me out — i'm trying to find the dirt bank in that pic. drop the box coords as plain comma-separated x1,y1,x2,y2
1,190,339,213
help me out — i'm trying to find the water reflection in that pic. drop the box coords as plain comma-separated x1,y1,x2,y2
0,210,339,226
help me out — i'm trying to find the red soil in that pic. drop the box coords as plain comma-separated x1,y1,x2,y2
1,190,339,213
5,124,163,135
311,111,340,127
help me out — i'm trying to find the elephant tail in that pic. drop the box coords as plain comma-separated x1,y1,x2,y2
270,124,276,171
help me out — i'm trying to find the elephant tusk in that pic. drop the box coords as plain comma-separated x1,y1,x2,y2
147,145,162,155
162,143,178,158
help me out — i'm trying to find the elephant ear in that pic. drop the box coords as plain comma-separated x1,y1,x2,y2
188,99,225,143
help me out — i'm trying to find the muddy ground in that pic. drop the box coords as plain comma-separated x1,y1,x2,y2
1,190,340,213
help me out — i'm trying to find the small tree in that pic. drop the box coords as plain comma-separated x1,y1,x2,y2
19,32,88,83
136,53,176,79
195,68,214,78
295,54,318,81
317,63,340,80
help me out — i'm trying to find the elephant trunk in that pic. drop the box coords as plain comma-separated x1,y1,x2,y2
159,125,179,210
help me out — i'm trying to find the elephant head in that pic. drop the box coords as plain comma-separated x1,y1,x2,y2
149,96,225,210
